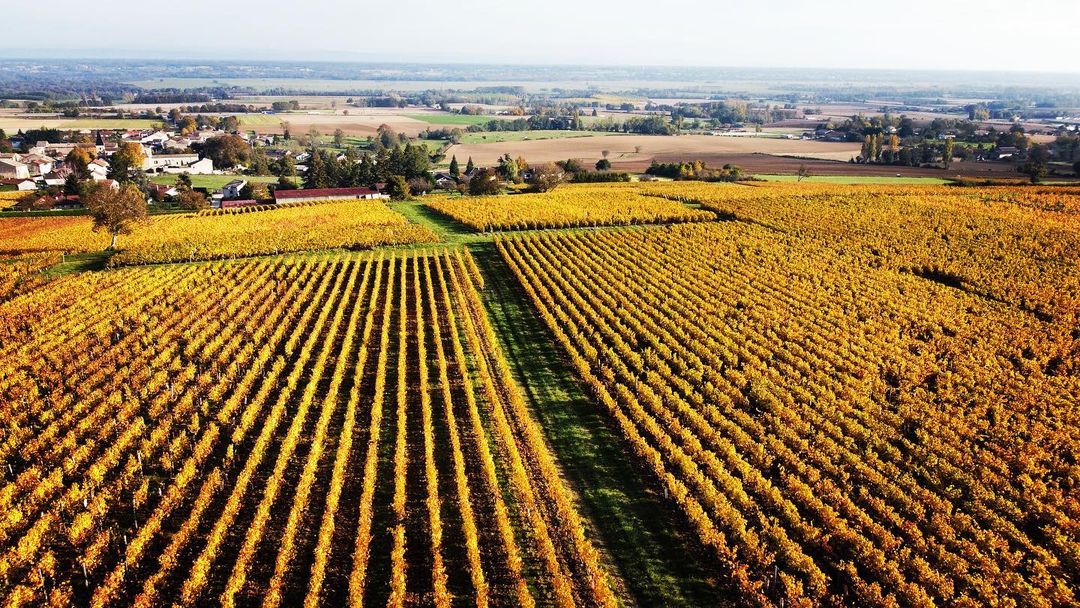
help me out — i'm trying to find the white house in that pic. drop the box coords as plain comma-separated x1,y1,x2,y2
88,159,110,181
0,159,30,180
142,151,214,175
161,157,213,175
222,179,247,200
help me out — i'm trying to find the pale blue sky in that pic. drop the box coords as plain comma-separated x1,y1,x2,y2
3,0,1079,72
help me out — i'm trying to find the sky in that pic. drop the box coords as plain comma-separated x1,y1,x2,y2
3,0,1080,73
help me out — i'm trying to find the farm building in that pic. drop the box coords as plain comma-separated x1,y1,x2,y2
274,186,388,204
0,178,36,191
0,159,30,180
222,179,248,200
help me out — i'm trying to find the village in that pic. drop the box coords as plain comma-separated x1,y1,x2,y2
0,123,404,211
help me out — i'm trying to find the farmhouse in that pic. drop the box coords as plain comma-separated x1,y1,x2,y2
143,152,214,175
274,186,387,204
222,179,247,200
0,159,30,180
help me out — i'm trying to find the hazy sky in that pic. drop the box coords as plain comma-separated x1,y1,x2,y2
4,0,1079,73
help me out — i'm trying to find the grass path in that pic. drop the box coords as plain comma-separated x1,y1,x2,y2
468,243,727,607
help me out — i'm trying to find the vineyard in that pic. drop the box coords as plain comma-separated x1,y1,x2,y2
425,185,713,232
499,222,1080,607
642,182,1080,336
0,249,617,607
0,253,60,303
0,193,22,212
0,200,435,265
1,179,1078,606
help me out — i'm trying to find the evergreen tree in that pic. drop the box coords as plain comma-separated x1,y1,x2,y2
303,148,330,189
357,153,376,186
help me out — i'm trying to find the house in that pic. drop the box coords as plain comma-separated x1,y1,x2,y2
22,155,54,177
222,179,248,200
140,131,171,146
432,172,457,189
165,157,214,175
144,153,200,171
148,183,179,200
0,159,30,180
144,151,214,175
0,178,36,191
88,159,110,181
274,186,387,204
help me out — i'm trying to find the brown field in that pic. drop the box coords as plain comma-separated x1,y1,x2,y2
609,153,1026,179
444,134,861,166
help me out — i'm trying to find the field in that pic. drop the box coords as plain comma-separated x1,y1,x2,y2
499,210,1079,605
0,249,621,607
445,134,862,167
457,130,620,145
404,114,506,126
0,192,24,210
1,180,1077,607
425,185,714,232
149,174,283,189
0,200,435,265
753,174,952,185
0,118,163,131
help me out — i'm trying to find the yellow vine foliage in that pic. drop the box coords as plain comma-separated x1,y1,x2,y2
498,215,1080,607
426,183,713,231
0,199,435,265
0,249,615,607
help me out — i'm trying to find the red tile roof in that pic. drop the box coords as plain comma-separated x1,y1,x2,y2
274,187,379,200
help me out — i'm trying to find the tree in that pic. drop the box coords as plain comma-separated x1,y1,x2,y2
797,164,812,182
468,168,500,196
943,138,954,170
449,155,460,178
250,182,271,200
595,158,612,170
497,153,520,182
199,135,251,169
83,182,148,250
559,158,586,174
275,155,296,178
176,186,209,210
407,176,432,196
66,147,94,180
1019,145,1050,184
108,142,146,182
63,173,81,196
528,163,565,193
303,149,331,189
385,175,411,200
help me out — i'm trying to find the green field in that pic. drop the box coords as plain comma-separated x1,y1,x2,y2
754,174,953,185
237,114,284,126
457,130,619,144
0,118,163,131
150,174,283,189
405,113,498,126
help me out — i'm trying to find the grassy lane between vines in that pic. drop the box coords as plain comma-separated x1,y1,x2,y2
467,242,728,608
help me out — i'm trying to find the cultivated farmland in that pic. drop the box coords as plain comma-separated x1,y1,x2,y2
1,179,1077,607
0,249,618,607
426,185,714,232
0,200,435,265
